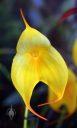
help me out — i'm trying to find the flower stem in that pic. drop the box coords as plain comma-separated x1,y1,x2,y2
23,107,28,128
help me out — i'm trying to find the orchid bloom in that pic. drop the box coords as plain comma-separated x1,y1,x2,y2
49,69,77,114
11,9,68,121
72,39,77,66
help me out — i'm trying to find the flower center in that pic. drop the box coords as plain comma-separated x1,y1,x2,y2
32,52,38,57
30,50,39,59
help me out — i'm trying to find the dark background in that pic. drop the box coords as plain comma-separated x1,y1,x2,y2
0,0,77,128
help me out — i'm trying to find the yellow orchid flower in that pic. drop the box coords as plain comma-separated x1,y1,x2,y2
72,39,77,66
49,69,77,114
11,9,68,121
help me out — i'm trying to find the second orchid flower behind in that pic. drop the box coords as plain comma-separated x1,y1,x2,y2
72,39,77,66
49,69,77,115
11,9,68,121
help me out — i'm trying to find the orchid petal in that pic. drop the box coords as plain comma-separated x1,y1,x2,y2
38,46,68,107
11,53,48,121
72,39,77,66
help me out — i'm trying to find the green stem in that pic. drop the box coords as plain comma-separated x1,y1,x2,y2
23,107,28,128
55,107,66,128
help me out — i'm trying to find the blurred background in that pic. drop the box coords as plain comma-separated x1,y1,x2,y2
0,0,77,128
